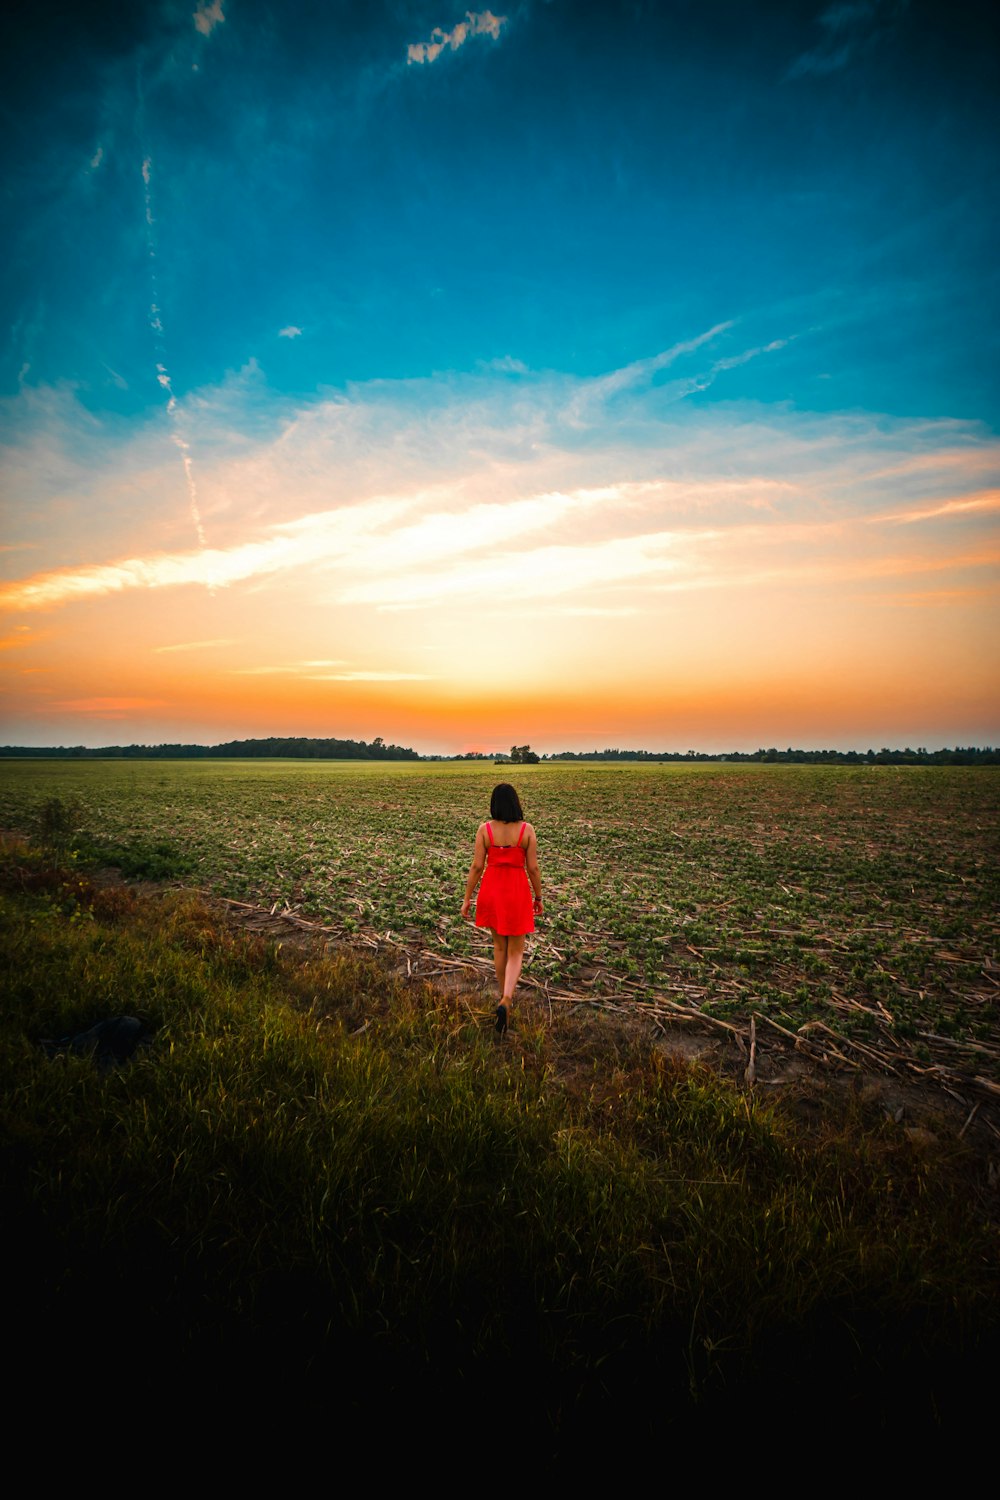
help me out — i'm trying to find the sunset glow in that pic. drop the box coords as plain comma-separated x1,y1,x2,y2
1,2,997,752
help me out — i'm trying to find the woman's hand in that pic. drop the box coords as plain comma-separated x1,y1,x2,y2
460,897,472,920
532,896,544,916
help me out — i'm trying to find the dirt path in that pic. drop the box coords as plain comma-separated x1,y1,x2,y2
203,886,1000,1173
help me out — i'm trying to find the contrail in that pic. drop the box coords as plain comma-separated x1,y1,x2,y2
141,145,208,553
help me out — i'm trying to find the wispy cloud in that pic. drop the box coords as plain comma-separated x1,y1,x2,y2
141,154,208,554
713,338,790,372
193,1,225,38
101,363,129,390
407,11,507,66
878,490,1000,526
278,326,302,339
229,661,427,683
340,530,689,610
787,0,909,79
0,484,605,613
233,660,349,676
0,537,284,612
577,322,734,409
483,355,528,374
154,637,239,653
305,671,434,682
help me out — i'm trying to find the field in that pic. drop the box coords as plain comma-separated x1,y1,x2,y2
2,757,998,1100
2,756,999,1447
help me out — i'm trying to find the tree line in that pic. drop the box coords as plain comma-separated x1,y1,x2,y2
0,735,419,761
1,740,995,765
547,746,999,765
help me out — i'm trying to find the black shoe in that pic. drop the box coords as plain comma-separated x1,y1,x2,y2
494,1002,508,1035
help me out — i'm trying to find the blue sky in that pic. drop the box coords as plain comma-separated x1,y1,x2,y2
1,1,998,751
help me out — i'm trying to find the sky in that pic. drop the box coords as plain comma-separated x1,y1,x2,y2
1,0,998,754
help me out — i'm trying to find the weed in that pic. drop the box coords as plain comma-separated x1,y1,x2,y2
34,794,83,859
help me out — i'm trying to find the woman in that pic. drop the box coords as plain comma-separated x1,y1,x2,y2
461,782,543,1034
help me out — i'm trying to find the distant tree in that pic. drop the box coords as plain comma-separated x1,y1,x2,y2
509,744,539,764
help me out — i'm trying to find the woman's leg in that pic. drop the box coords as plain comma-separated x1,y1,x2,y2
501,934,525,1002
492,932,508,992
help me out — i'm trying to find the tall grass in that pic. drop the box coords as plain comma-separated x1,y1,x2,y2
1,848,995,1449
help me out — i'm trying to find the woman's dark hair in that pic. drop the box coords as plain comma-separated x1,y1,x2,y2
490,783,524,822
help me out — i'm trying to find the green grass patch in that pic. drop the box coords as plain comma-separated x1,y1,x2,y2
1,846,996,1443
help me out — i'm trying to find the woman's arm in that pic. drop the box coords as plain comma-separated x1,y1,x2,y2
460,824,488,918
525,825,544,914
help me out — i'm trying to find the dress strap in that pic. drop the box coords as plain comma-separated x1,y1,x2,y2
485,822,494,846
518,822,527,847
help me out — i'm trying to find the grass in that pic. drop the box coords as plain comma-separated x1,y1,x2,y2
1,758,996,1094
2,842,997,1451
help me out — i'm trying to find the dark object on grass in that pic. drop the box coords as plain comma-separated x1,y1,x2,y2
40,1016,149,1071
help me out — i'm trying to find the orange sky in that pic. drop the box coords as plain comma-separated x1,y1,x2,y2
2,372,998,752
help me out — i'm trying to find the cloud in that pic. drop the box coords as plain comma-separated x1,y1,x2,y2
483,355,528,374
879,491,1000,526
279,326,302,339
101,363,129,390
340,529,694,611
193,1,225,38
154,638,239,653
578,322,734,408
233,660,348,675
787,0,908,79
713,338,790,373
407,10,507,66
304,671,434,682
2,353,997,652
642,336,794,407
228,661,427,682
90,147,104,170
557,321,794,427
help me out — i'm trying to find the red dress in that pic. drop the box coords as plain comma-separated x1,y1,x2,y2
475,822,534,936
